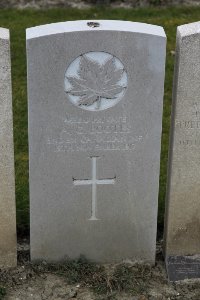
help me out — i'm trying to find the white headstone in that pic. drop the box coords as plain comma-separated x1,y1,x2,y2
0,28,16,267
164,21,200,281
27,20,166,263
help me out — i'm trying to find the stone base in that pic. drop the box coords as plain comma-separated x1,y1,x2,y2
166,255,200,281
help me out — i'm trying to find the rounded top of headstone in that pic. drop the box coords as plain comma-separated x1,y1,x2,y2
178,21,200,38
26,20,166,40
0,28,9,40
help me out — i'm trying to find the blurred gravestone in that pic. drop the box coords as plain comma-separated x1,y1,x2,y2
0,28,16,267
27,20,166,263
164,21,200,281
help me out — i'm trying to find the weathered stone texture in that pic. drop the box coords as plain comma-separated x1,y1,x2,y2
27,20,166,263
0,28,17,268
164,21,200,280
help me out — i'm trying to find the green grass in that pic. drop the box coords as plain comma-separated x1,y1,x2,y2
0,6,199,233
0,287,6,300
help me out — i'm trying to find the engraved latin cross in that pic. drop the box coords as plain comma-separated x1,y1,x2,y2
73,157,116,220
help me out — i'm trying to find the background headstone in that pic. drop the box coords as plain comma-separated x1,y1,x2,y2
0,28,16,267
164,21,200,281
27,20,166,263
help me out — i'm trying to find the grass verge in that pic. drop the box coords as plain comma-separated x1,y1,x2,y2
0,287,6,300
0,6,200,232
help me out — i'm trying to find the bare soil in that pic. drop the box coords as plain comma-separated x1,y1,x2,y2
1,240,200,300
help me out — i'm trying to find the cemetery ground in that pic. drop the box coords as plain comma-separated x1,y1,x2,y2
1,241,200,299
1,5,200,299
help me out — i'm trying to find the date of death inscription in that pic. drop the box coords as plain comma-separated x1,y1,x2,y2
47,116,143,152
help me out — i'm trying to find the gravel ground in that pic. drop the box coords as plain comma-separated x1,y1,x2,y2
0,0,199,9
0,240,200,300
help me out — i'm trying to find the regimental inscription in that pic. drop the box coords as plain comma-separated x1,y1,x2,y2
73,156,115,220
47,115,143,152
64,52,128,111
175,102,200,147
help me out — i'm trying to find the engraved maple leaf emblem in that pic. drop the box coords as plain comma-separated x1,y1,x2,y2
66,55,125,110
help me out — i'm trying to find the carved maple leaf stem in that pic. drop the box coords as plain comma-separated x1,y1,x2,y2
66,54,126,109
96,96,101,109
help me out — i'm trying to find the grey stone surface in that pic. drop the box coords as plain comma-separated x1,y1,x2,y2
0,28,17,267
27,20,166,263
164,21,200,280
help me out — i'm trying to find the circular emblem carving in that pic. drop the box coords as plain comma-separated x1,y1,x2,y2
64,51,128,111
